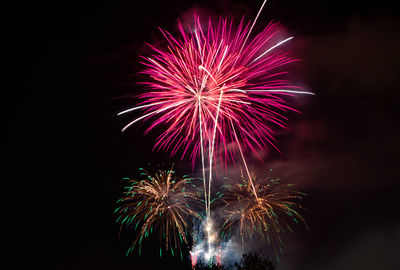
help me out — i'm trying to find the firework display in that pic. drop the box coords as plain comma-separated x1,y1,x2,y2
115,168,201,257
115,0,312,266
221,170,308,260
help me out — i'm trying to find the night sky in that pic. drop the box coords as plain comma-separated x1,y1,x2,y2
7,0,400,269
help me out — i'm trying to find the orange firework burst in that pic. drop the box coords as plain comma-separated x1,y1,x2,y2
221,170,308,259
115,167,202,258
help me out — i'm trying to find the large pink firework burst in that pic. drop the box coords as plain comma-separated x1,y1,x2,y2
119,16,312,167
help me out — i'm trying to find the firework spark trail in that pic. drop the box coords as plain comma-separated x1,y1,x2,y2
115,167,201,257
198,97,208,216
233,0,268,68
207,85,223,218
230,119,258,200
251,36,293,63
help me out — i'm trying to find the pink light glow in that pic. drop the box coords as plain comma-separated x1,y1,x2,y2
190,251,198,269
215,247,222,266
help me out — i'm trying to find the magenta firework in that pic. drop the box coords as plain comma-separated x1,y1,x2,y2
118,15,313,167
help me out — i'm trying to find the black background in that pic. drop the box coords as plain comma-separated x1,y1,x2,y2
6,0,400,269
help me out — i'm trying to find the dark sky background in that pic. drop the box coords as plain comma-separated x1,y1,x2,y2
7,0,400,269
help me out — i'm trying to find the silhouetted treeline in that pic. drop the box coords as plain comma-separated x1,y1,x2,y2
194,252,275,270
